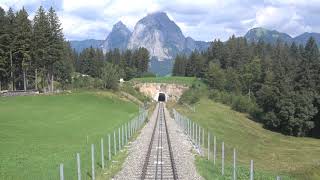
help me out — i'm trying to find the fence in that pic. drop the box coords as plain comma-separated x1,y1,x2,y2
173,109,282,180
58,106,148,180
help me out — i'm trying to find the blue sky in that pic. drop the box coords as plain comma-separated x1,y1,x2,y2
1,0,319,41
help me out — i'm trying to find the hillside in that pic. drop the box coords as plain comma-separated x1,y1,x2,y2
172,98,320,179
0,91,138,179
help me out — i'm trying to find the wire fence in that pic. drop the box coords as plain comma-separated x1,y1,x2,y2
57,107,148,180
173,109,283,180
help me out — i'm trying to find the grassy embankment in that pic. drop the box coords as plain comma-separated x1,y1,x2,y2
130,76,196,86
172,98,320,180
0,91,140,180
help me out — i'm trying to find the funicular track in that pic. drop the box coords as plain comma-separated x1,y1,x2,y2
141,102,178,180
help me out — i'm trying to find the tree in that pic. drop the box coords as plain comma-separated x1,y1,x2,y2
101,62,123,90
33,6,50,91
13,7,32,91
204,62,226,90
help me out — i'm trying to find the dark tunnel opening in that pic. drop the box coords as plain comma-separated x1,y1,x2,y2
158,93,166,102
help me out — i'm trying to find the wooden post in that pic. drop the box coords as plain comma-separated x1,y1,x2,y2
222,142,224,175
233,149,236,180
77,153,81,180
101,138,104,169
250,160,254,180
59,163,64,180
91,144,95,180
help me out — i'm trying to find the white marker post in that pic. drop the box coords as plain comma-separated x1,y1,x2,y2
233,149,236,180
91,144,95,180
213,136,216,165
59,163,64,180
101,138,104,169
250,160,254,180
108,134,111,160
77,153,81,180
208,132,210,160
222,142,224,176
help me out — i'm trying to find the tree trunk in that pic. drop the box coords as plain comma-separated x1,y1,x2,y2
35,68,38,90
10,49,14,91
23,69,26,91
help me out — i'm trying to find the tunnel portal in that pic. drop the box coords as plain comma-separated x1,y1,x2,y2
158,93,166,102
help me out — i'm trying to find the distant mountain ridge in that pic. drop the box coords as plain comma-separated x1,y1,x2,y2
244,27,320,46
69,39,104,52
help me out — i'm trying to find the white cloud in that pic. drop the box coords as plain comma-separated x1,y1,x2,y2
0,0,319,41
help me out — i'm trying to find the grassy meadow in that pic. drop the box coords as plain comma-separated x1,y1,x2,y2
171,98,320,180
0,91,138,179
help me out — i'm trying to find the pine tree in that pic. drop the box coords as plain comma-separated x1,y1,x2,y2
13,7,32,91
33,6,51,91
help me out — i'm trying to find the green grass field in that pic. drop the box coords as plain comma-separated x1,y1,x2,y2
0,91,138,180
172,99,320,180
130,76,197,86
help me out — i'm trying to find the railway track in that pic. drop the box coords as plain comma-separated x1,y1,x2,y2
141,102,178,180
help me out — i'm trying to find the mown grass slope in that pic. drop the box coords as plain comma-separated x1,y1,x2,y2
130,76,196,86
172,98,320,180
0,91,138,180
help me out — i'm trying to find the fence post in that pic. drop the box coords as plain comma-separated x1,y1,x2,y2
208,132,210,160
101,138,104,169
59,163,64,180
77,153,81,180
222,142,224,175
122,125,124,147
91,144,95,180
233,149,236,180
118,127,121,150
125,123,128,144
250,160,254,180
202,127,205,148
276,176,281,180
213,136,216,165
108,134,111,160
114,131,117,155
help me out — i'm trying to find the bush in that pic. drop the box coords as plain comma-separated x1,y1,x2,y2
179,81,207,104
209,90,262,119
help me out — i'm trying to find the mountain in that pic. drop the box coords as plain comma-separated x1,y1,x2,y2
101,21,131,52
294,32,320,46
126,12,209,75
244,27,320,46
245,27,292,44
69,39,104,52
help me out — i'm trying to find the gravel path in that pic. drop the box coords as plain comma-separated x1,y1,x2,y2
113,103,202,180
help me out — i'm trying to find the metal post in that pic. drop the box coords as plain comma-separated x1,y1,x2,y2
77,153,81,180
108,134,111,160
125,123,128,144
101,138,104,169
91,144,95,180
59,164,64,180
222,142,224,175
114,131,117,155
208,132,210,160
276,176,281,180
195,123,197,145
202,128,205,147
213,136,216,165
122,125,124,147
198,125,201,148
233,149,236,180
250,160,254,180
118,127,121,150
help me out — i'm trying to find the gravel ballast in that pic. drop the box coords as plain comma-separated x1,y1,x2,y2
113,103,202,180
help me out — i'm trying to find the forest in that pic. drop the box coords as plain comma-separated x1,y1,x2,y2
0,6,150,92
173,35,320,138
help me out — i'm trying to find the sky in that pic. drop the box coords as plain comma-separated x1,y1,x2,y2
0,0,319,41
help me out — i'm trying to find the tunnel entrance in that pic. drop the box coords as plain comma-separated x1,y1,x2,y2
158,93,166,102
